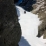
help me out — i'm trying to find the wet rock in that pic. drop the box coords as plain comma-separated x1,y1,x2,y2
0,0,21,46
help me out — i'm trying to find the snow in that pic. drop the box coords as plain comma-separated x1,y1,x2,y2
16,6,46,46
39,35,46,44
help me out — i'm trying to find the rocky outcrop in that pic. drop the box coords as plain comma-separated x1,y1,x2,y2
0,0,21,46
32,0,46,39
32,0,45,13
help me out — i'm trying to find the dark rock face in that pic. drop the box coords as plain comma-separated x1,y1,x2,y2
14,0,19,3
0,0,21,46
14,0,36,11
19,0,36,11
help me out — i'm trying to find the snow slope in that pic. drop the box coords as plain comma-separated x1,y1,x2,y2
16,6,46,46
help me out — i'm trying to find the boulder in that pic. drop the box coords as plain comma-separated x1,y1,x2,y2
0,0,21,46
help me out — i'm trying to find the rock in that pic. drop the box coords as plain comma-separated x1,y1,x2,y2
24,11,26,14
16,0,36,11
14,0,19,3
33,0,46,39
0,0,21,46
37,19,46,38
